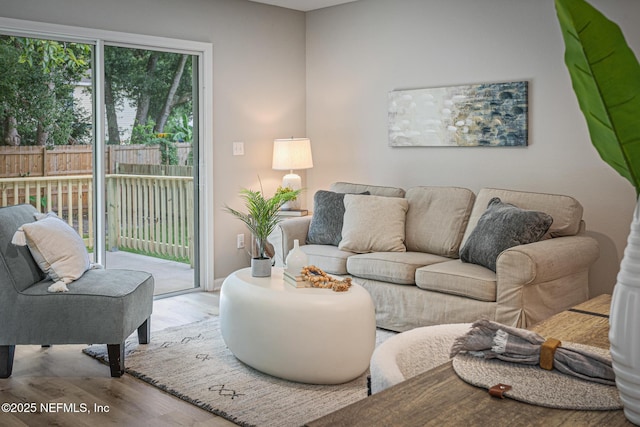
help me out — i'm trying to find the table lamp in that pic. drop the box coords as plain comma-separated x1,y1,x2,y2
272,137,313,210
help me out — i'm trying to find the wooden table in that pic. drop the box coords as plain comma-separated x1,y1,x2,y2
306,294,632,426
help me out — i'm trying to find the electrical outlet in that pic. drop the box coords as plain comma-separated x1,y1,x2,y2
237,233,245,249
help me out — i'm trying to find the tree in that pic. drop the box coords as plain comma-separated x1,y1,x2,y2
104,76,121,145
0,38,193,149
155,54,189,132
103,47,193,144
0,36,91,146
134,52,159,128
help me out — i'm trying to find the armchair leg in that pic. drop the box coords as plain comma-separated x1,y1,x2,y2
107,344,125,377
0,345,15,378
137,318,150,344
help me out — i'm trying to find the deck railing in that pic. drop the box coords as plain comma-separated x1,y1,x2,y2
0,174,194,265
107,174,194,265
0,175,94,245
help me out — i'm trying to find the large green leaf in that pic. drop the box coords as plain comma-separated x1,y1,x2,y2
556,0,640,194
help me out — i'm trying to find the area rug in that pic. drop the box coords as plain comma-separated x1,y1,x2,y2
83,317,395,427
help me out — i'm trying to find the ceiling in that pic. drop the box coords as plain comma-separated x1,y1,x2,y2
248,0,357,12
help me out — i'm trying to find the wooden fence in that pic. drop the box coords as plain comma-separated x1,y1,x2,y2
0,175,194,265
0,143,192,178
115,163,193,177
0,146,93,177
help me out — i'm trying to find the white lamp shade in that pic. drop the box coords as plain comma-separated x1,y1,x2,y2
272,138,313,171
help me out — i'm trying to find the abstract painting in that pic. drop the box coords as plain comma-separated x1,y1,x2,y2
388,81,528,147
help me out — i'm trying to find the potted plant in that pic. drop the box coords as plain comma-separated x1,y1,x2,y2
225,182,301,277
556,0,640,423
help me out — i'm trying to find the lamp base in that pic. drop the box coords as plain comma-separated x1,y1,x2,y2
281,173,301,210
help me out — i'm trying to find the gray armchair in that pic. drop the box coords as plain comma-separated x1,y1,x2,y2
0,204,154,378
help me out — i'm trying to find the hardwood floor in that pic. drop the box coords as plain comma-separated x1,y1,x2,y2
0,292,237,427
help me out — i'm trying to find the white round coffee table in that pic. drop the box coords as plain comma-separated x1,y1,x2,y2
220,267,376,384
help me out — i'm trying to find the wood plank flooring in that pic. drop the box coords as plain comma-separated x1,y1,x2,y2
0,292,237,427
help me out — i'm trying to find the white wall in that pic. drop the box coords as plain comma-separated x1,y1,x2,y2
306,0,640,297
0,0,307,280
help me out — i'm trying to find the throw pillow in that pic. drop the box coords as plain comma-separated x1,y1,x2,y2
459,197,553,272
307,190,369,246
12,211,91,292
339,194,408,253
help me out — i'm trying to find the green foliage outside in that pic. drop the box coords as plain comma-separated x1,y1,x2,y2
0,36,92,146
167,113,193,143
130,119,180,165
28,195,47,210
1,36,194,150
156,137,178,166
104,46,193,146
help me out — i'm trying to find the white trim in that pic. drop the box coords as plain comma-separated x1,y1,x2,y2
200,46,215,292
0,17,215,291
94,40,106,266
0,17,208,52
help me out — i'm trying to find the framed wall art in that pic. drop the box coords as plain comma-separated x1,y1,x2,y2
388,81,528,147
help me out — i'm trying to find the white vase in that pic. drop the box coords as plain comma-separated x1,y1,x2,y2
610,198,640,425
285,239,308,276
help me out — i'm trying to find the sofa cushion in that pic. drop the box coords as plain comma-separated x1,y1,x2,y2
307,190,369,246
339,194,408,253
462,188,583,248
300,244,353,275
347,251,451,285
460,197,553,272
405,186,475,258
17,268,154,344
330,182,405,198
416,260,497,302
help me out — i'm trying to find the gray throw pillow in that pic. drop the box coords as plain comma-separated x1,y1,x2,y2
459,197,553,272
307,190,368,246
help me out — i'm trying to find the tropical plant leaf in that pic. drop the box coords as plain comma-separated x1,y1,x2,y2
556,0,640,194
224,183,300,258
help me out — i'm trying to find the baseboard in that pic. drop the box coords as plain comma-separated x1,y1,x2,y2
212,277,225,291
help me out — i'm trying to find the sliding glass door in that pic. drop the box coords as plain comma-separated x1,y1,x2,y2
0,29,204,295
102,45,199,295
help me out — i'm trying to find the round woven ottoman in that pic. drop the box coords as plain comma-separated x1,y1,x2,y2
369,323,472,394
220,267,376,384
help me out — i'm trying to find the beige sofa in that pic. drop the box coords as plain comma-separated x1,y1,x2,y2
270,182,599,332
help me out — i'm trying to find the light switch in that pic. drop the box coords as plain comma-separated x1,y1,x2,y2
233,141,244,156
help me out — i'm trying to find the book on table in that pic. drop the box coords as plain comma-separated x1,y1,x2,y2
283,270,310,288
277,209,309,217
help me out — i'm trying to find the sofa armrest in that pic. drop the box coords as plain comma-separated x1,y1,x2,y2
268,216,312,267
495,235,599,327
